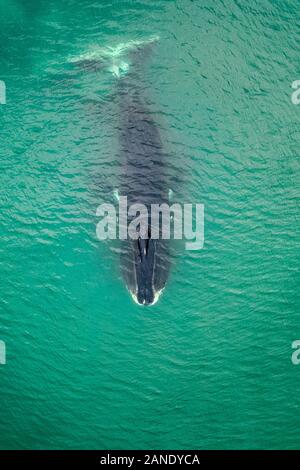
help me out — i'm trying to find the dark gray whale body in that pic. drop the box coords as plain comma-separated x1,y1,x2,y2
117,47,170,305
72,38,170,305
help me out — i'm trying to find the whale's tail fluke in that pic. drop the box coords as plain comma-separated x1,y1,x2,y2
68,36,159,78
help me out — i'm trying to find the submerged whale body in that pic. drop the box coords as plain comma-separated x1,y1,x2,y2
116,38,170,306
73,37,169,305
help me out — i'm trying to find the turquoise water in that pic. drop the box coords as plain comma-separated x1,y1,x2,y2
0,0,300,450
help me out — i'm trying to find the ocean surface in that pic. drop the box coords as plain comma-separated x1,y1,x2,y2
0,0,299,450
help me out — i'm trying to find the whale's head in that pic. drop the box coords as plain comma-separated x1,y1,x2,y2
120,231,168,307
134,236,157,306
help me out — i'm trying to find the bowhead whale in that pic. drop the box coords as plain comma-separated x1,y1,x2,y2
117,44,169,305
72,37,170,305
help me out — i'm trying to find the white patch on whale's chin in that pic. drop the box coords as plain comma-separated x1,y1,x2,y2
130,293,141,306
130,288,164,307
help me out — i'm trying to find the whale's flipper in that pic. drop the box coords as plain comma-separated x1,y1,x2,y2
113,189,120,202
68,36,159,78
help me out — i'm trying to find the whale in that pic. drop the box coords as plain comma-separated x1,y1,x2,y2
116,40,170,306
71,37,170,305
